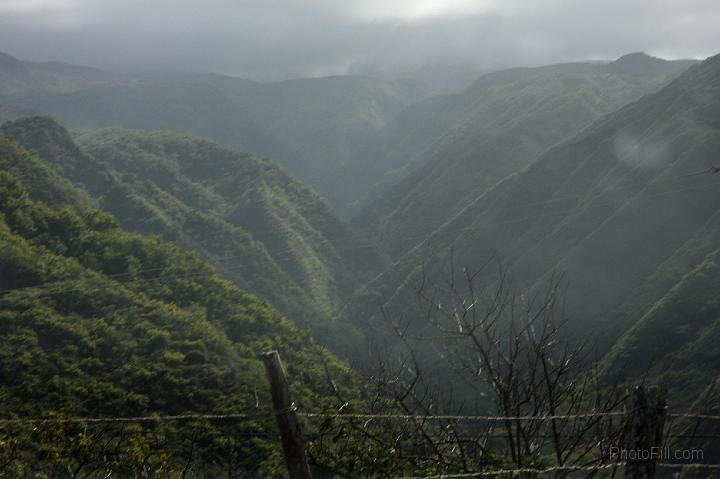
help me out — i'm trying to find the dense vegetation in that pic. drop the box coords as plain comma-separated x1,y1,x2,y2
3,45,720,475
0,138,373,474
0,137,533,477
1,117,383,347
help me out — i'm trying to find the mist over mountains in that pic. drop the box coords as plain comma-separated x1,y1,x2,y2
351,53,697,254
0,51,431,211
347,53,720,404
2,36,720,475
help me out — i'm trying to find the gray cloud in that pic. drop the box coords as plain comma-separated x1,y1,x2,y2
0,0,718,79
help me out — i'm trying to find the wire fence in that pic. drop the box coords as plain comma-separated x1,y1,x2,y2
297,411,627,421
0,412,267,425
1,407,719,476
4,408,720,425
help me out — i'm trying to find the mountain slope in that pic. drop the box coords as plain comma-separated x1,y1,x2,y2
0,51,119,96
204,74,428,209
2,117,384,347
0,143,364,474
347,53,720,400
352,53,697,257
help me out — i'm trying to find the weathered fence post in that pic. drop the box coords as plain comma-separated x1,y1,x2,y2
262,350,313,479
624,385,667,479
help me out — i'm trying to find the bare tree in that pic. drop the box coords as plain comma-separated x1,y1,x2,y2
336,258,631,477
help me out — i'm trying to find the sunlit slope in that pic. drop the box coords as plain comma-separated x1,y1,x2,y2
2,117,383,346
0,146,360,473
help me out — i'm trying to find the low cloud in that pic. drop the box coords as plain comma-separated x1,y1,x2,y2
0,0,718,79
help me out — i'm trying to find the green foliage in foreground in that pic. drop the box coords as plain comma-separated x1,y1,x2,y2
0,164,515,477
0,165,369,476
0,136,499,477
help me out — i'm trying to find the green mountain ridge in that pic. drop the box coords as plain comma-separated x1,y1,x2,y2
1,117,383,348
3,46,719,421
0,135,365,475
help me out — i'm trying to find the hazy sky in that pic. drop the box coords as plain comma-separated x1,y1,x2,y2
1,0,719,79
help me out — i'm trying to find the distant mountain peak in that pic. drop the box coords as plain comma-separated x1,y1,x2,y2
604,52,673,77
0,50,26,72
614,51,660,62
0,50,19,62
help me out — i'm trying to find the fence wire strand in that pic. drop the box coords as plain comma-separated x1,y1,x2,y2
6,409,720,425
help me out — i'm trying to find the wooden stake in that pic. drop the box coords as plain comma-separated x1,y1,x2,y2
262,350,313,479
624,385,667,479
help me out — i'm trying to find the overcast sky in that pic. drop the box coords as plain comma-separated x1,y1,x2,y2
1,0,719,79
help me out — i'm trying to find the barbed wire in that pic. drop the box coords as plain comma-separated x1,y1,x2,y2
0,412,270,426
6,409,720,425
297,411,626,421
2,410,720,475
1,408,704,426
7,406,720,426
669,412,720,420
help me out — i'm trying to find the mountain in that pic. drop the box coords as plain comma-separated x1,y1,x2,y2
202,74,428,209
348,60,486,94
347,53,720,403
0,134,366,475
0,50,429,211
0,103,38,125
351,53,697,257
0,51,119,96
1,116,384,348
0,124,91,209
2,80,283,161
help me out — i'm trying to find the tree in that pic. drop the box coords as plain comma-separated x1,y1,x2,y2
316,259,629,477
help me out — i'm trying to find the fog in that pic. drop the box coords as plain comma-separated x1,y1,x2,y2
1,0,719,80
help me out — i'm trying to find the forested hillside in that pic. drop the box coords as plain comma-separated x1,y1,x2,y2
0,135,368,475
352,53,696,256
347,53,720,405
5,0,720,474
1,117,382,346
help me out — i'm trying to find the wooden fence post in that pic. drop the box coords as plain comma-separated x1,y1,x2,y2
624,385,667,479
262,350,313,479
